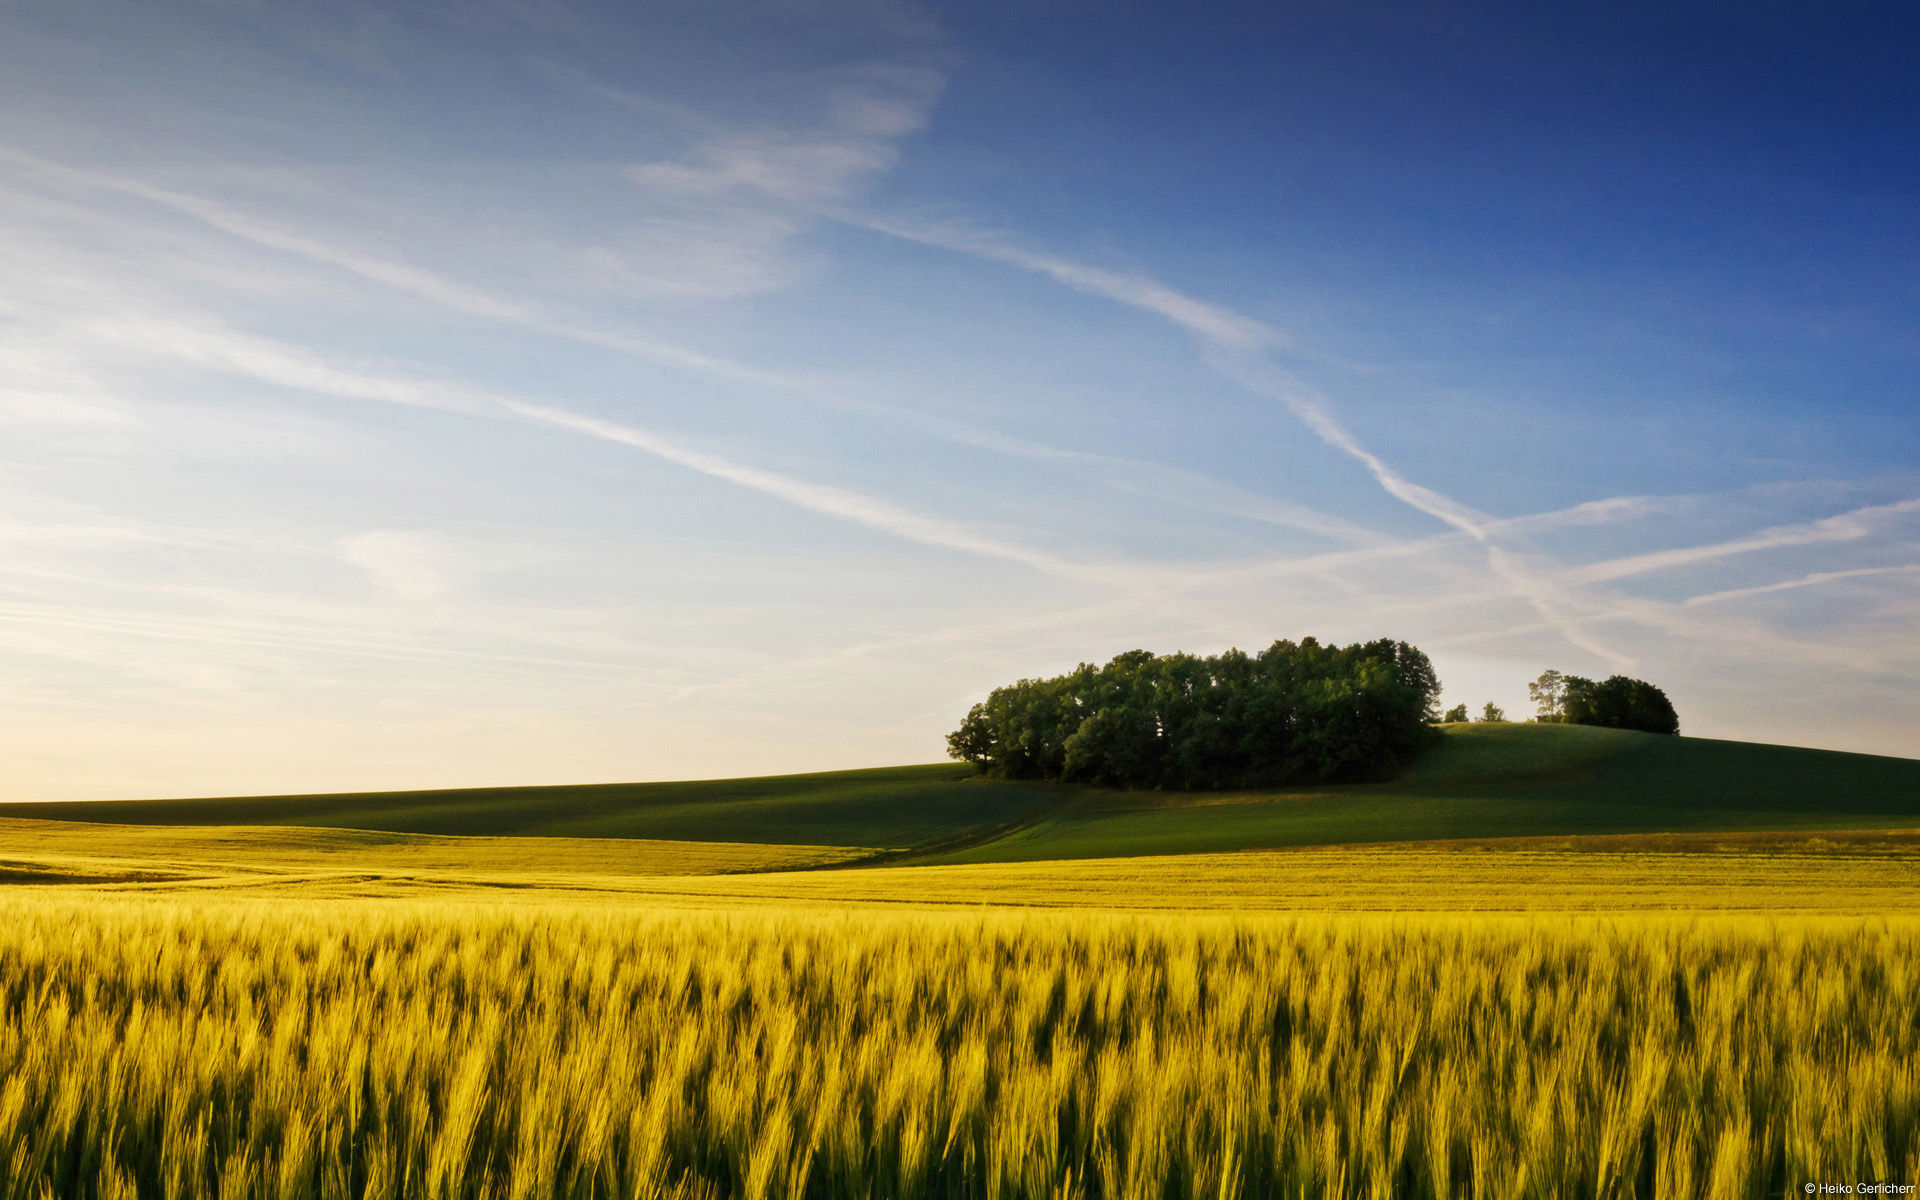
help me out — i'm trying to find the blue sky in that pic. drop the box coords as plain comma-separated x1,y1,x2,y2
1,0,1915,799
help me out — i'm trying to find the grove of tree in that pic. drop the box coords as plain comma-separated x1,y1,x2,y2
1531,670,1680,736
947,638,1442,789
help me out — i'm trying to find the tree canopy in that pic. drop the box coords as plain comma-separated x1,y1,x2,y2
1527,670,1566,721
1528,669,1679,735
1561,674,1680,735
947,638,1442,789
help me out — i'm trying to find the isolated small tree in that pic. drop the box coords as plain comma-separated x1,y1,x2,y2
1528,670,1567,722
1443,703,1469,723
1479,702,1505,723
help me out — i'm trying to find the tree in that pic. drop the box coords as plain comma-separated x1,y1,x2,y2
1385,641,1444,724
949,638,1444,789
1561,674,1679,735
1443,703,1469,723
1528,670,1567,722
946,703,994,767
1479,702,1505,722
1562,675,1595,724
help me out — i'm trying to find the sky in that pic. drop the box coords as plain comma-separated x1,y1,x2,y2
2,0,1916,801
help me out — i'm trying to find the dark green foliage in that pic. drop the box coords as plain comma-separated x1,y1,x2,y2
1479,702,1506,723
1528,670,1567,721
1562,674,1681,736
1443,703,1470,723
947,638,1443,789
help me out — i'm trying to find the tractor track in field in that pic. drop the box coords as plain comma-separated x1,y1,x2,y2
805,784,1075,873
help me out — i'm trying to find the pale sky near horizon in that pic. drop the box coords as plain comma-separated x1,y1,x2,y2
2,0,1917,801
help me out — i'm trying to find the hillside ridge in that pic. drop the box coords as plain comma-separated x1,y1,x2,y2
5,726,1916,864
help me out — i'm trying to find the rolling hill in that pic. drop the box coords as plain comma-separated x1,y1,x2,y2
0,764,1050,852
6,724,1918,867
930,723,1920,863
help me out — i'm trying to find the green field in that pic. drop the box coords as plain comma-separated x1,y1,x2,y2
0,764,1049,853
11,724,1918,867
4,725,1919,1198
1,723,1916,911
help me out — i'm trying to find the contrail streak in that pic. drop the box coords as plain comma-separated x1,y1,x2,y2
854,213,1632,666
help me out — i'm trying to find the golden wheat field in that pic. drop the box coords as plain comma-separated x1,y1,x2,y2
1,884,1916,1200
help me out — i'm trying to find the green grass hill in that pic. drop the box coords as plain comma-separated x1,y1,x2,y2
930,723,1920,863
2,766,1050,853
7,724,1917,862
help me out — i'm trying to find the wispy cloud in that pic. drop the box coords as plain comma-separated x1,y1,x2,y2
1486,493,1674,536
856,214,1634,666
69,304,1112,581
0,339,139,435
498,400,1106,579
610,63,944,298
1572,497,1920,584
1421,591,1902,678
0,147,529,321
338,530,468,605
0,600,634,684
6,0,1915,797
871,402,1389,547
0,145,800,387
81,311,491,418
1682,563,1920,607
842,215,1920,686
30,140,1891,686
0,141,1443,556
1203,348,1494,532
1210,352,1633,667
3,146,1408,563
844,214,1278,350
